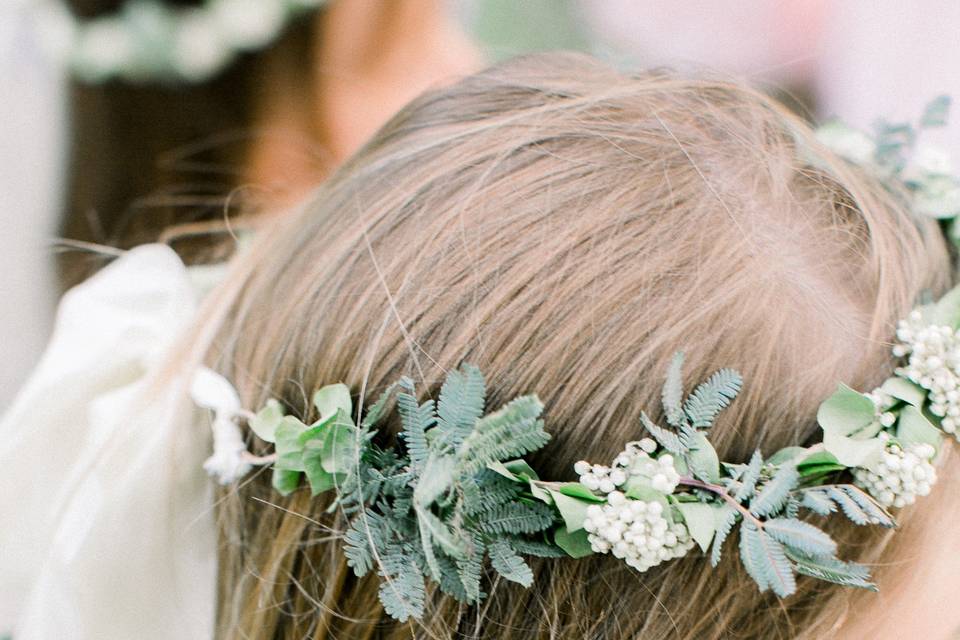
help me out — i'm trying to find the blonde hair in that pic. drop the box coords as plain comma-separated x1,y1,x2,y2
197,53,952,638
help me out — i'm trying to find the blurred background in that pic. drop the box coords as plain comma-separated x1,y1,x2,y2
3,0,960,410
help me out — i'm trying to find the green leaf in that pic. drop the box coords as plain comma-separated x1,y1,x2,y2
274,416,308,471
896,405,942,451
478,501,555,535
313,383,353,422
623,480,670,512
272,468,302,496
926,283,960,328
502,459,540,481
880,378,926,408
796,450,845,478
662,352,687,428
300,445,339,495
817,384,877,437
320,411,361,474
555,483,605,502
687,432,720,482
710,505,739,567
799,489,835,516
397,391,436,470
683,368,742,429
249,399,284,443
675,502,717,552
413,455,455,506
825,485,895,527
733,450,763,503
488,539,534,587
456,395,549,475
785,548,877,590
415,506,466,557
767,446,808,467
548,489,592,532
554,526,594,558
640,411,685,454
436,364,486,448
739,523,796,597
822,431,885,468
750,464,799,517
763,518,837,557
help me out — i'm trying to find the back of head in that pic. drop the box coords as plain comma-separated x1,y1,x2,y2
203,52,951,638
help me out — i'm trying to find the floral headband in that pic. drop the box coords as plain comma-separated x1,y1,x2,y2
191,99,960,621
33,0,326,84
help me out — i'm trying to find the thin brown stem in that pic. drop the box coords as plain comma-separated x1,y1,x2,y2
678,476,764,529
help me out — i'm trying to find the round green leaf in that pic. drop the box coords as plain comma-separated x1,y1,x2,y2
817,384,877,437
896,405,943,451
554,527,594,558
313,383,353,422
548,489,592,532
249,398,284,443
675,502,717,552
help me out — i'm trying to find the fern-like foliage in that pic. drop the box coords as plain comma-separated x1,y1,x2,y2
662,352,687,428
683,368,743,429
316,365,558,621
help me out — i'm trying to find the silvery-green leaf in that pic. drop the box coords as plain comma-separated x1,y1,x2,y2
763,518,837,557
740,523,796,597
548,489,591,532
675,502,716,552
799,489,835,516
488,539,534,587
249,398,283,443
822,431,885,468
687,431,720,482
413,455,455,506
313,383,353,422
896,405,942,451
710,505,739,567
880,378,926,407
766,446,808,467
750,464,799,517
925,282,960,329
554,527,593,558
815,121,877,164
415,505,466,557
662,352,687,428
817,384,877,438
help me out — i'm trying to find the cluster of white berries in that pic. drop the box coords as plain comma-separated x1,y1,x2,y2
894,311,960,438
582,492,695,571
853,436,938,508
574,438,681,495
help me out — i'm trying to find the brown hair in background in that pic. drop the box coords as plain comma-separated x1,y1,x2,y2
60,0,325,284
185,53,954,638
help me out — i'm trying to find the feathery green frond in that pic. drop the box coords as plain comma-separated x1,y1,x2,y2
488,539,534,587
763,518,837,557
436,364,486,449
739,523,796,597
476,501,555,535
799,489,836,516
508,536,567,558
378,546,426,622
456,396,548,475
826,486,895,528
640,411,685,454
396,391,435,470
662,352,687,428
710,506,740,567
749,464,799,517
733,451,764,503
683,368,743,429
785,549,876,590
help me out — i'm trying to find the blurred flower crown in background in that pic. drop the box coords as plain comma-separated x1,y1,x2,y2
32,0,326,84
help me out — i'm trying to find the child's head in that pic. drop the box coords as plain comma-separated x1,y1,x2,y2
204,53,953,638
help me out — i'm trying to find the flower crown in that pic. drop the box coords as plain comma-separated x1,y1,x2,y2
190,100,960,622
33,0,326,84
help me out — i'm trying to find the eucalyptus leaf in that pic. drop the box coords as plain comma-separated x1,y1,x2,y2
796,450,845,478
822,431,885,468
555,483,605,503
554,526,593,558
817,384,877,437
880,378,926,408
675,502,717,552
320,411,361,474
503,459,540,480
687,432,720,482
301,444,339,495
249,398,284,443
313,383,353,421
926,282,960,328
548,490,592,532
767,446,808,467
274,416,308,473
896,405,942,451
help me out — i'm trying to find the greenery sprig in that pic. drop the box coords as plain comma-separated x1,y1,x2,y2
202,284,960,620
